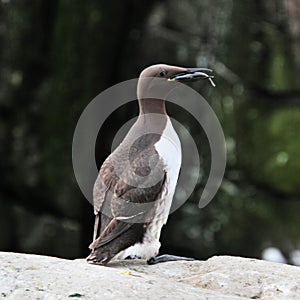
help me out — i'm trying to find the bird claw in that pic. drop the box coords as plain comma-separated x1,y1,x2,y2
86,253,110,265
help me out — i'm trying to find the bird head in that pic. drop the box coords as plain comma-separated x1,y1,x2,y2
137,64,215,100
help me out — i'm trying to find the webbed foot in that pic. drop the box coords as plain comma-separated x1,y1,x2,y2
147,254,195,265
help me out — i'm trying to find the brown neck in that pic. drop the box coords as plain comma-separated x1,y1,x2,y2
138,98,166,115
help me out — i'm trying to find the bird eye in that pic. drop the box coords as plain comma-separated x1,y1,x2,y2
159,70,167,77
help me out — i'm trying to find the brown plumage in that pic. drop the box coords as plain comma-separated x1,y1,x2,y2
87,64,214,265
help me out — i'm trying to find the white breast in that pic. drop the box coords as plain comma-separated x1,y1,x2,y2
154,116,182,217
155,117,182,187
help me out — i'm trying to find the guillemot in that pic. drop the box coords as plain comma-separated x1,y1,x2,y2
87,64,214,265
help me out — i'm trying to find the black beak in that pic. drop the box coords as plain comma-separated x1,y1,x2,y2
168,67,216,87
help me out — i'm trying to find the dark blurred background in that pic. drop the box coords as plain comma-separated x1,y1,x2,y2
1,0,300,265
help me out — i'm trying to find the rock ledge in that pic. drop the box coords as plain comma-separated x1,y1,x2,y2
0,252,300,299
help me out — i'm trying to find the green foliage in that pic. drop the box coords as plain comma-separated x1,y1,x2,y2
238,106,300,194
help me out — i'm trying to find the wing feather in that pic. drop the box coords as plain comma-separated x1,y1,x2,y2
90,144,167,250
87,117,182,264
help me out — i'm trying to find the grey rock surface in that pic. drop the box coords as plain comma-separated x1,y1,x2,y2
0,252,299,299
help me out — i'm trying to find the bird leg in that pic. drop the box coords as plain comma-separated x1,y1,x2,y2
147,254,195,265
